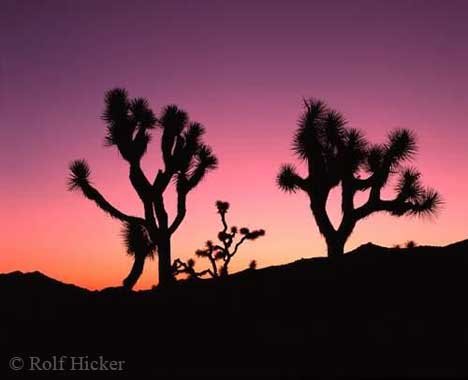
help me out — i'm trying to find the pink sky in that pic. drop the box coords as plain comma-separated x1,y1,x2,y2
1,0,467,289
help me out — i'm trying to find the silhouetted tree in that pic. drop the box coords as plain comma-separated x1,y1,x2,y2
171,258,211,279
68,89,217,288
277,99,441,258
405,240,417,249
173,201,265,279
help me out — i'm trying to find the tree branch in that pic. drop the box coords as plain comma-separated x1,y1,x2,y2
308,187,336,238
153,194,169,230
74,181,146,226
352,174,374,190
129,162,152,201
353,197,412,221
169,190,187,235
231,235,248,256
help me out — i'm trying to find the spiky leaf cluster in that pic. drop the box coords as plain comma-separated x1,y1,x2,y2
155,105,218,193
103,88,157,162
122,222,156,259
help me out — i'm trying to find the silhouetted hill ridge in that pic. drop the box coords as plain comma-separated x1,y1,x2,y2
0,270,89,293
2,239,468,378
2,239,468,294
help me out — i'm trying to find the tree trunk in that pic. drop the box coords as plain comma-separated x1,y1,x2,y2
158,234,173,287
122,255,145,290
326,238,345,259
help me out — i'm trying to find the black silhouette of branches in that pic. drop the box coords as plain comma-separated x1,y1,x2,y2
172,201,265,279
69,88,217,289
277,99,441,258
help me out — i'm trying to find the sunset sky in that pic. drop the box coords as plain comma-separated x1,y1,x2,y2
1,0,467,289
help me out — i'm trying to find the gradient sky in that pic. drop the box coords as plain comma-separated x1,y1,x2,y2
1,0,467,289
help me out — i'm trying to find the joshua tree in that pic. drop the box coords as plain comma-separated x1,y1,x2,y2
68,89,217,288
277,99,441,258
171,258,212,280
172,201,265,279
405,240,417,249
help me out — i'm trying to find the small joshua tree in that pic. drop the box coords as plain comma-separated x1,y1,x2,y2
171,258,212,279
405,240,417,249
277,99,441,258
68,89,217,289
172,201,265,279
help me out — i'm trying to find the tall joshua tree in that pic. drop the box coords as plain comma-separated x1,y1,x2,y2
68,89,217,288
277,99,441,258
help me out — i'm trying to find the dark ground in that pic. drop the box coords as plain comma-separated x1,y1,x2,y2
1,240,468,379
